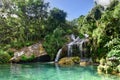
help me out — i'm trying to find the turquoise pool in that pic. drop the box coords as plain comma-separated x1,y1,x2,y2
0,63,120,80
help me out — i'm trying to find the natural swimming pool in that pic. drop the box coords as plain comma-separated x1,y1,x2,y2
0,63,120,80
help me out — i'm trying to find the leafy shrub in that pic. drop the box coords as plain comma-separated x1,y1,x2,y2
0,50,11,63
105,38,120,50
8,51,14,57
21,54,35,62
10,41,34,49
43,28,67,60
107,50,120,58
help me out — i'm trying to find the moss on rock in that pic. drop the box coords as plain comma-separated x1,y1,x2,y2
58,57,80,66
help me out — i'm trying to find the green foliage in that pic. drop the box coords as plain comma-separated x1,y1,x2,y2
73,0,120,60
45,8,67,34
105,38,120,50
8,51,14,57
87,5,103,20
0,0,73,61
107,0,119,10
107,50,120,58
43,28,67,60
117,65,120,73
113,2,120,18
0,50,11,63
100,58,106,65
21,54,35,62
1,0,120,62
10,41,34,49
0,0,49,44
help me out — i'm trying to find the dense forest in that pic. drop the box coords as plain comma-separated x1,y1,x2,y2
0,0,120,71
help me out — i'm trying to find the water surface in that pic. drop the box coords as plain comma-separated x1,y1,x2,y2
0,63,120,80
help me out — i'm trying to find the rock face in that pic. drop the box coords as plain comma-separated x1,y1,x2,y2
10,42,50,63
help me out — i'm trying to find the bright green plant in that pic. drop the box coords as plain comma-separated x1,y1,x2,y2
43,28,67,60
107,50,120,58
21,54,35,62
0,50,11,63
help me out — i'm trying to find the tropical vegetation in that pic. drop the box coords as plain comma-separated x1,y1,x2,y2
0,0,120,74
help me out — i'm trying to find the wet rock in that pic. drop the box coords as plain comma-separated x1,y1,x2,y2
58,57,80,66
80,61,91,66
72,57,80,64
97,65,104,73
58,57,74,66
79,58,92,66
10,42,50,63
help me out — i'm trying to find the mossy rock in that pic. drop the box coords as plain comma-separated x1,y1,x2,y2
72,57,80,64
58,57,80,66
58,57,74,66
97,65,105,73
100,58,106,65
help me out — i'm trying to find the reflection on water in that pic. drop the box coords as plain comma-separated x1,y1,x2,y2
0,63,120,80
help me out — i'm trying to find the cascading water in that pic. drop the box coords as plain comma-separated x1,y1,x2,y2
67,42,74,57
79,40,84,58
55,49,62,62
71,34,76,41
55,34,89,62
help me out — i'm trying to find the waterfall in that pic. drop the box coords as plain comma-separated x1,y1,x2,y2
67,34,89,58
54,34,89,62
55,49,62,62
79,40,84,58
67,42,74,57
67,34,81,57
71,34,76,41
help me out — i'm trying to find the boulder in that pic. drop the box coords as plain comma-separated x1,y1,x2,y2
58,57,80,66
10,42,50,63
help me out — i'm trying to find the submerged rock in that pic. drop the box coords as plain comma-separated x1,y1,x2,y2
10,42,50,63
80,61,91,66
79,58,92,66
